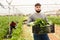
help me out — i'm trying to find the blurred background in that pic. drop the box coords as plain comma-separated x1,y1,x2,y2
0,0,60,40
0,0,60,15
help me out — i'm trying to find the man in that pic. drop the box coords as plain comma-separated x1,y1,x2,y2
9,21,16,35
26,3,50,40
4,21,17,38
7,21,16,38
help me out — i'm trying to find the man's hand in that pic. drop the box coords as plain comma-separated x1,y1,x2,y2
27,22,34,26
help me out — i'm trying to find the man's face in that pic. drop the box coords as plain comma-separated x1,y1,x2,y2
35,6,41,13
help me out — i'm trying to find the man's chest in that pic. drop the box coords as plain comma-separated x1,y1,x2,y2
32,14,44,21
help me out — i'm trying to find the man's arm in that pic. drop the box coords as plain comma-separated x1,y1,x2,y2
26,15,34,26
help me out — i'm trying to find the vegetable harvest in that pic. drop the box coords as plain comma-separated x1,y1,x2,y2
32,18,54,34
34,18,48,27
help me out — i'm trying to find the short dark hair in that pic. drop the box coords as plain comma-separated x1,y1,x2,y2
35,3,41,7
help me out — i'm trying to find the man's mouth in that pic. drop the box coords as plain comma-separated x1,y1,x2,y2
36,10,41,13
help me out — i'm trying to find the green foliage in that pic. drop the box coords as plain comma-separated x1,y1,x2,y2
10,16,24,40
34,18,48,27
47,16,60,25
0,16,9,40
0,16,24,40
32,18,50,34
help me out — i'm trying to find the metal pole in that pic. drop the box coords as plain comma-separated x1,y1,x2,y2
6,0,13,15
6,0,13,33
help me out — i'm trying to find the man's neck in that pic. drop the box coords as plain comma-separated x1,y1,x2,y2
35,12,41,15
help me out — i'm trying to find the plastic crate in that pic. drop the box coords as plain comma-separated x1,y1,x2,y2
32,24,55,34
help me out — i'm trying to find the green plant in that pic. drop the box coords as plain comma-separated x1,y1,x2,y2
34,18,48,27
0,16,25,40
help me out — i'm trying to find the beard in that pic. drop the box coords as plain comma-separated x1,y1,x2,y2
36,10,41,13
